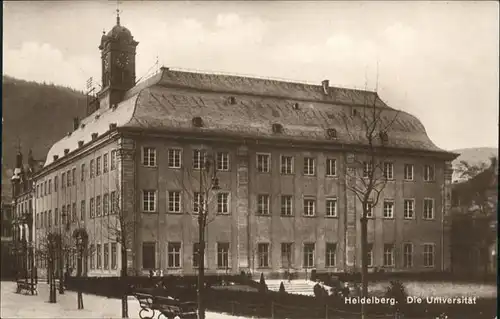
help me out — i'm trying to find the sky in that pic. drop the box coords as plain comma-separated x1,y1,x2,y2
3,1,499,151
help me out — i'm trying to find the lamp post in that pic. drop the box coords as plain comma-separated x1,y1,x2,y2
75,232,84,309
59,211,66,294
197,153,220,319
48,233,57,303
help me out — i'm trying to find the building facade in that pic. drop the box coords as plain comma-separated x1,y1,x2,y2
32,17,458,278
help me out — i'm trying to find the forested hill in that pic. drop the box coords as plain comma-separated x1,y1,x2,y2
2,75,87,202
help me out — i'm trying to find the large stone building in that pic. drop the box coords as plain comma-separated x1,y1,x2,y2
32,16,457,278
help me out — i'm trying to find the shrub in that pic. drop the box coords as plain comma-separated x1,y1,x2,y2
279,281,286,294
385,280,407,310
259,273,267,293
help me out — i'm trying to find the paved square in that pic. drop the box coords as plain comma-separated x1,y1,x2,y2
0,281,252,319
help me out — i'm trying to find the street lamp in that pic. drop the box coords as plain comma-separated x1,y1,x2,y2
73,228,87,310
197,152,220,319
47,233,58,303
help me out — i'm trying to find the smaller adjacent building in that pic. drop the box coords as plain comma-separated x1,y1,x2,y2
450,157,497,275
10,150,43,280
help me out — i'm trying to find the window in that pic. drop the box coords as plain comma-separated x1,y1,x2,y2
257,194,270,215
72,168,76,185
104,243,109,269
110,150,117,170
325,243,337,267
192,243,206,268
48,210,52,227
36,184,40,197
281,195,293,216
383,200,394,218
143,190,156,212
367,244,374,267
80,200,85,220
90,197,95,218
326,198,337,217
103,193,109,215
404,164,414,181
423,244,435,267
168,191,181,213
89,244,95,269
193,149,206,170
54,208,59,226
90,159,95,178
256,154,270,173
193,192,204,214
303,243,315,268
168,149,182,168
142,242,156,269
44,181,47,195
96,157,101,176
383,244,395,267
96,196,102,217
168,242,181,268
423,198,434,219
81,163,86,181
403,243,413,268
326,158,337,177
404,199,414,219
96,244,102,269
280,156,293,175
303,157,315,176
217,192,229,214
424,165,435,182
111,243,117,269
142,147,156,167
71,203,76,222
281,243,293,268
364,201,373,218
217,242,230,269
303,198,316,216
110,191,117,214
66,170,70,187
54,176,58,192
66,205,71,223
48,179,52,194
258,243,270,268
61,206,66,225
217,152,230,171
60,173,65,189
363,161,373,178
383,162,394,180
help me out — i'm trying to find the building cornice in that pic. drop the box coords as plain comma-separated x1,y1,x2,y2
118,127,458,161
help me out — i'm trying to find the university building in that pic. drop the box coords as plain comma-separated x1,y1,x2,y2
32,15,457,278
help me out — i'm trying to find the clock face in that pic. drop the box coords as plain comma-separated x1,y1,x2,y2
116,53,130,69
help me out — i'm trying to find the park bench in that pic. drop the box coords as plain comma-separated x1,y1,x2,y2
133,291,197,319
16,280,38,295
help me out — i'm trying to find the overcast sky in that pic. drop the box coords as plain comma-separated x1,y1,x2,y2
3,1,498,151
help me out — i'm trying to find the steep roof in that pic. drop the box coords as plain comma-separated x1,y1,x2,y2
44,68,454,167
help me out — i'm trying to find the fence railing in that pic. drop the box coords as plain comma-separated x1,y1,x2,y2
208,299,400,319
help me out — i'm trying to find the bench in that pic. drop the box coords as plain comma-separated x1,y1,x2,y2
133,292,197,319
16,280,38,295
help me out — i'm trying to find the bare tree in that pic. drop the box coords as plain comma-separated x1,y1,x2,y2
103,177,136,319
340,89,400,319
173,150,221,319
455,160,489,181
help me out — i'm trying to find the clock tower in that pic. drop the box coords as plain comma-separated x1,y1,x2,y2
98,12,139,109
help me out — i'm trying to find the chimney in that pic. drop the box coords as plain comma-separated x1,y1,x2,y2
78,140,84,148
321,80,329,95
73,117,80,131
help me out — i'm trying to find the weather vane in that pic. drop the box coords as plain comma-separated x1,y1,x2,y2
116,1,122,25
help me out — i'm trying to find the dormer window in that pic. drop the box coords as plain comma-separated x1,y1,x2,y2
292,102,300,110
379,131,389,143
95,114,100,120
91,133,98,140
64,149,70,155
78,141,84,148
53,155,59,161
326,128,337,139
109,123,117,130
192,117,203,128
80,123,86,129
228,96,236,105
272,123,283,134
351,108,358,117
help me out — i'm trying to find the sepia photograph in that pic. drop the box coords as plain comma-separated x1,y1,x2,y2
1,1,498,319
